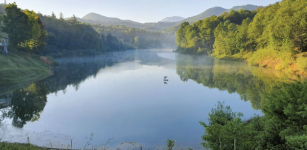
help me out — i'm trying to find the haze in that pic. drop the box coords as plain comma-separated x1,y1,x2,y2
7,0,280,23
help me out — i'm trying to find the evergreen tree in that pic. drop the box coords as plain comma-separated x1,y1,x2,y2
51,12,56,19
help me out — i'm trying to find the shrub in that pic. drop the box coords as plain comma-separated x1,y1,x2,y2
296,56,307,71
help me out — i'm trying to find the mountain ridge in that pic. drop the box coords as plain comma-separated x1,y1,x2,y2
79,4,261,31
160,16,185,22
179,4,260,24
82,12,139,24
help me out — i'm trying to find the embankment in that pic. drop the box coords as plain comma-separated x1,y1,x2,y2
0,53,54,86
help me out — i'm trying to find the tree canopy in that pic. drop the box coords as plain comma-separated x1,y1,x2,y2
1,3,135,57
176,0,307,74
201,82,307,149
2,3,46,53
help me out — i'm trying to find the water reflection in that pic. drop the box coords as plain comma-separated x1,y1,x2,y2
1,82,47,128
0,50,171,128
176,54,304,110
0,50,304,149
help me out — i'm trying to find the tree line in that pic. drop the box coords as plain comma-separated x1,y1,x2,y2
1,3,134,57
92,24,176,49
176,0,307,73
176,9,257,54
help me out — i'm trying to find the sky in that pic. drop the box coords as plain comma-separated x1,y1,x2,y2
6,0,281,23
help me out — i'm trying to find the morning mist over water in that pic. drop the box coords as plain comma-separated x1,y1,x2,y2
3,50,290,149
3,0,307,149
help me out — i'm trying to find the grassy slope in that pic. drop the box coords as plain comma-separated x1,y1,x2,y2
0,53,52,86
216,50,307,77
0,143,52,150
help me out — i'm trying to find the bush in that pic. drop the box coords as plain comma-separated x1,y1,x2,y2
296,56,307,71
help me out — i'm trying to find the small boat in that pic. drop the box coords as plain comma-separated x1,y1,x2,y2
163,79,169,81
164,76,168,79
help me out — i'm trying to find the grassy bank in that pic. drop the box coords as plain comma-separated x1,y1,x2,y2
215,49,307,76
0,53,53,86
0,142,52,150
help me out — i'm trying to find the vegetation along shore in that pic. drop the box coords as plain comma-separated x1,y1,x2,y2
176,0,307,76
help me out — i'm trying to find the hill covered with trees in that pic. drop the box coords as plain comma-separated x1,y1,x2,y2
1,3,136,57
38,14,134,57
160,16,185,22
92,24,177,49
176,0,307,75
178,4,260,24
79,13,177,31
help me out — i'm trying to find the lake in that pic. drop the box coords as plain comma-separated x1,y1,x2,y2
0,50,299,150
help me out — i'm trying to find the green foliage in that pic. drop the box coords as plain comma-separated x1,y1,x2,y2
199,102,256,150
262,82,307,149
201,82,307,149
296,55,307,71
0,142,49,150
2,3,46,53
2,3,137,57
37,13,133,57
181,5,259,24
176,0,307,73
176,9,256,54
92,24,176,49
166,139,175,150
80,12,177,31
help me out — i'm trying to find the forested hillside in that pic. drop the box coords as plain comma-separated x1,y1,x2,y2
179,4,259,24
38,14,133,57
2,3,134,57
160,16,185,22
181,7,227,24
80,13,177,31
226,4,260,12
176,0,307,74
92,24,177,49
176,9,257,54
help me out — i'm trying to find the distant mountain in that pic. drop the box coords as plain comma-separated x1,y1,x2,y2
181,7,227,23
161,16,185,22
227,4,260,12
80,13,177,31
179,4,260,24
79,4,260,31
82,12,139,24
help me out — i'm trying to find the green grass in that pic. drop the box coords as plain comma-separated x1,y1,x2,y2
0,143,52,150
0,53,52,86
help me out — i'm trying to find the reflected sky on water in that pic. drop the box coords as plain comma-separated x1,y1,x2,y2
2,50,295,149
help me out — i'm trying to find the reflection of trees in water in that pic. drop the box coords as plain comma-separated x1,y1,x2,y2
1,82,47,128
0,50,172,128
176,55,303,110
43,50,172,94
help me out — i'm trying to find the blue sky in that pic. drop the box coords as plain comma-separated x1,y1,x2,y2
7,0,280,23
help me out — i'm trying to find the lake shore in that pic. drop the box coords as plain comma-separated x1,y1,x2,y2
214,51,307,77
0,142,54,150
0,53,55,86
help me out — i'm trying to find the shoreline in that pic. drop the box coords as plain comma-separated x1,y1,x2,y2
175,50,307,78
0,53,55,86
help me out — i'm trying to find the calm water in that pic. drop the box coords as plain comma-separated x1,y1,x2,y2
0,50,298,149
